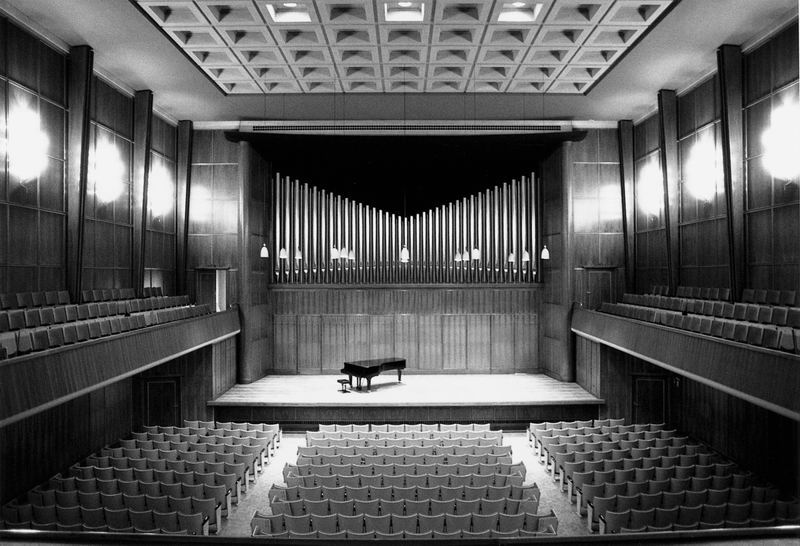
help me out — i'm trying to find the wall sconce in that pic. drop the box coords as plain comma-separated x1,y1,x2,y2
7,105,49,181
763,100,800,180
92,139,124,202
685,134,718,201
400,244,410,263
148,164,173,217
638,161,663,216
540,245,550,260
260,243,269,258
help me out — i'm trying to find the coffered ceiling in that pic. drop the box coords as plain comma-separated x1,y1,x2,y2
134,0,675,94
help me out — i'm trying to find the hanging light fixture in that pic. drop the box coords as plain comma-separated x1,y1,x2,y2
340,246,348,260
279,248,288,259
540,245,550,260
508,252,516,263
461,249,469,262
348,249,355,260
295,248,302,260
522,250,530,262
471,247,481,260
400,244,410,263
331,247,340,260
260,243,269,258
454,252,462,263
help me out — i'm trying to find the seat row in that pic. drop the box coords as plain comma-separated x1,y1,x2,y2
590,489,797,533
660,285,797,307
540,433,690,465
0,504,208,534
182,420,281,440
306,437,503,448
251,508,558,537
599,500,799,534
297,453,510,467
270,495,538,518
0,290,71,309
296,444,511,458
320,423,493,433
285,472,524,490
624,293,800,326
307,430,503,442
284,461,526,479
651,285,734,301
270,483,539,504
599,302,800,353
80,287,163,302
0,305,212,359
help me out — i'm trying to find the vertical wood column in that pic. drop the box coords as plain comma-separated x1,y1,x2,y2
132,91,154,298
717,44,745,301
658,90,680,295
175,121,193,295
66,46,93,303
618,120,636,293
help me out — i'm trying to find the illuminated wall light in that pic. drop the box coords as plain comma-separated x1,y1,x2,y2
148,164,174,217
638,161,663,216
7,105,49,181
92,140,125,203
684,135,718,201
190,186,212,222
599,184,622,221
762,101,800,181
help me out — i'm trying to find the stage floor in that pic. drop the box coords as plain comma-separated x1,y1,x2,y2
210,373,603,407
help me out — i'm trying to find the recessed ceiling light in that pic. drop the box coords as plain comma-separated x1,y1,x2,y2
498,1,542,22
266,2,312,22
385,2,424,22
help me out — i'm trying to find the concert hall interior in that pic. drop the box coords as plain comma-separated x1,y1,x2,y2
0,0,798,543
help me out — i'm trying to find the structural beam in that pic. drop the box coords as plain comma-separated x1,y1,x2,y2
618,120,636,292
132,91,154,297
658,90,680,295
66,46,93,303
175,120,193,295
717,45,745,302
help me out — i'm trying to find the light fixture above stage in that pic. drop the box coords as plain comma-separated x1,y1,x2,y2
331,247,340,260
522,250,530,262
471,248,481,260
400,244,410,263
260,244,269,258
279,248,288,259
540,246,550,260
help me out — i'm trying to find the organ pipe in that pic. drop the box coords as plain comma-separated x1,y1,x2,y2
271,173,537,285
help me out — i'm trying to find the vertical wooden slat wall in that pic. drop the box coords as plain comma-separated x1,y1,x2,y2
269,174,537,284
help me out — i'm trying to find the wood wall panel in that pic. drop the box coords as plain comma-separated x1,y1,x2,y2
273,314,297,373
321,315,347,372
265,286,539,373
466,314,491,371
211,336,237,398
297,315,321,373
442,314,467,370
370,315,394,358
490,314,515,372
417,314,443,371
0,379,132,504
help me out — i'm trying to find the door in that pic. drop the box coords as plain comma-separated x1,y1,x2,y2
139,377,181,427
632,375,667,424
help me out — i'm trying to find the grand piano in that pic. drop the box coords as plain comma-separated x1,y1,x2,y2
340,357,406,391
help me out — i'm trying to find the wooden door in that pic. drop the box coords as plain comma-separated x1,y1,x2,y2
138,377,181,427
632,375,667,424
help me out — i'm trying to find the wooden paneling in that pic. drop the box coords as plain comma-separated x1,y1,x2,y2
0,378,132,504
297,314,321,373
572,309,800,420
211,336,237,398
0,309,240,427
266,285,539,373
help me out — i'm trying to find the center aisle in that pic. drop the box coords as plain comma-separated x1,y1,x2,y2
217,431,590,537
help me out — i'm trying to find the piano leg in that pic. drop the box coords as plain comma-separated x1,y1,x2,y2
367,377,372,391
398,370,402,382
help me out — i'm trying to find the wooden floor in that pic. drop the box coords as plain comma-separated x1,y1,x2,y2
210,373,603,407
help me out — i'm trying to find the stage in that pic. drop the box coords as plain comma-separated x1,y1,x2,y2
209,373,604,429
